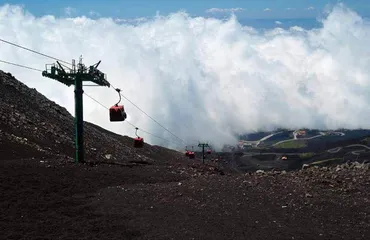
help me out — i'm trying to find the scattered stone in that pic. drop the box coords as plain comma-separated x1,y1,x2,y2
302,164,310,170
305,193,313,198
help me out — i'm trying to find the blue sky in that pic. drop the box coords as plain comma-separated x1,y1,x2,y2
1,0,369,19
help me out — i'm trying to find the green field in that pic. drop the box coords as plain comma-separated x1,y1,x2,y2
274,140,307,149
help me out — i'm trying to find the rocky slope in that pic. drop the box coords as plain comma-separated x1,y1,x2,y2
0,69,369,239
0,69,216,168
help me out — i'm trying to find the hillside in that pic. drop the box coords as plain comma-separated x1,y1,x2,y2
0,70,212,167
1,70,369,239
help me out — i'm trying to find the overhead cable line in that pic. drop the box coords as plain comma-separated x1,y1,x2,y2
83,92,184,147
0,37,190,147
0,38,72,66
108,82,187,145
0,58,184,148
112,84,194,134
0,59,42,72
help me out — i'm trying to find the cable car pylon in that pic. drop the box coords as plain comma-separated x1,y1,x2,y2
198,142,209,164
42,56,110,163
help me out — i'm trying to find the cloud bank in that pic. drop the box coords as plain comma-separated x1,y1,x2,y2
0,3,370,150
205,8,244,14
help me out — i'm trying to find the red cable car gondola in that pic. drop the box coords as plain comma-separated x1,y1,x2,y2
207,149,212,154
185,146,190,156
134,127,144,148
109,88,127,122
188,146,195,159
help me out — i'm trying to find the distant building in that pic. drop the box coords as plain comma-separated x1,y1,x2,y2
296,130,306,138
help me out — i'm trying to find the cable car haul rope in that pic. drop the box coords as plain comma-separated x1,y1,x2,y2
0,37,215,163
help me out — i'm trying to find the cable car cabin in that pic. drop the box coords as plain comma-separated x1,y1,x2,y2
188,152,195,159
185,151,190,156
109,105,127,122
134,137,144,148
207,149,212,154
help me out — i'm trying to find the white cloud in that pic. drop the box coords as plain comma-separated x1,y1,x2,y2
64,6,76,16
286,8,296,11
307,6,315,10
1,4,370,150
263,8,271,12
275,21,282,25
205,8,244,14
89,10,100,17
114,17,148,23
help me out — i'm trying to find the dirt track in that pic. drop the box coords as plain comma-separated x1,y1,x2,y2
1,157,369,240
